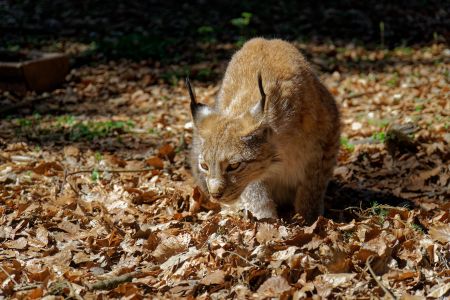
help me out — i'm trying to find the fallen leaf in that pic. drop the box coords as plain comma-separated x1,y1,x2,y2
429,224,450,243
146,156,164,169
257,276,291,296
199,270,226,285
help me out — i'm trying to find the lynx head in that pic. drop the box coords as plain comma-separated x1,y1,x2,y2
186,75,279,203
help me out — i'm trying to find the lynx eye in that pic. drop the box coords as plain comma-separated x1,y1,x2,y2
199,162,209,171
226,162,241,172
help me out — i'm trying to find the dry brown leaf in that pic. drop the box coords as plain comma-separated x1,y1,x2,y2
63,146,80,157
158,144,175,162
152,233,190,263
199,270,226,285
427,282,450,298
146,156,164,169
429,224,450,243
256,276,291,296
33,161,63,175
318,273,356,288
3,237,28,249
256,223,280,244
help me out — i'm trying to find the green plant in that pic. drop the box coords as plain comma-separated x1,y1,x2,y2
197,25,216,43
387,73,399,87
367,118,389,128
231,12,253,47
370,201,388,223
340,137,355,152
56,115,76,126
372,131,386,143
91,169,100,181
414,105,424,112
69,120,134,141
411,223,424,233
15,118,32,128
231,12,252,28
94,152,103,162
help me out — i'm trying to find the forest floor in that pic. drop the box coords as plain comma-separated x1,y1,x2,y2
0,40,449,299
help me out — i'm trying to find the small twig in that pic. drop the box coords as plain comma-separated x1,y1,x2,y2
65,168,152,178
223,250,259,268
366,256,396,300
86,271,141,290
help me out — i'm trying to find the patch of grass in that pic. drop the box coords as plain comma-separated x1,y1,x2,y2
414,105,424,112
13,114,135,142
372,131,386,143
15,118,33,128
394,46,413,55
367,118,389,128
69,120,134,141
386,73,399,87
340,137,355,152
370,201,388,223
56,115,76,126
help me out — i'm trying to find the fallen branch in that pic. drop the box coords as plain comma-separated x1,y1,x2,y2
65,168,153,178
86,271,141,291
366,256,397,300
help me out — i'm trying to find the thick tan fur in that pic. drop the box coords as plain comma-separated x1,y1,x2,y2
190,38,340,223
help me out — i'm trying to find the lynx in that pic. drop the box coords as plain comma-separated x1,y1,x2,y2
187,38,340,223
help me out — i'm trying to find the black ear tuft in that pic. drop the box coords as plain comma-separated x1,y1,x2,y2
257,72,266,112
186,76,213,123
186,77,198,117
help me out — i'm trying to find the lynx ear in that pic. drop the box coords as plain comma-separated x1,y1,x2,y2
250,73,267,118
186,77,213,125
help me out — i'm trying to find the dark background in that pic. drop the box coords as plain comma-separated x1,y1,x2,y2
1,0,448,63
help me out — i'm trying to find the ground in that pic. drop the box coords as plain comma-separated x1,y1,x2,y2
0,40,449,299
0,5,450,297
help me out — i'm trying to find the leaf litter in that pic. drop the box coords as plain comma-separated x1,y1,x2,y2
0,42,449,299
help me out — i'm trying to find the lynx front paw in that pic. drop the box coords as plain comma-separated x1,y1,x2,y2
240,181,278,219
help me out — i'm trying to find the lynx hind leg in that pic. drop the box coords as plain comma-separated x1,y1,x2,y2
240,181,278,219
296,153,338,224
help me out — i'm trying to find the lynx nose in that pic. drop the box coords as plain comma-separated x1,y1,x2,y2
207,178,225,199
